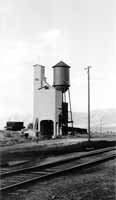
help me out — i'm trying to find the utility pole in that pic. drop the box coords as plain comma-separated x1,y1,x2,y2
85,66,92,142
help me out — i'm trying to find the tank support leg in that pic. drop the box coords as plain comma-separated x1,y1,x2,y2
68,89,74,134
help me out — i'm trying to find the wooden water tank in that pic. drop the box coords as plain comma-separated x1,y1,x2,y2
52,61,70,93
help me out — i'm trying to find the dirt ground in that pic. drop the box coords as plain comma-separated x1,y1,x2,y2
0,137,116,167
2,158,116,200
0,132,116,200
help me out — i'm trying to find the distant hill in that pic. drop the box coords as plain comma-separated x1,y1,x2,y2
0,108,116,133
72,108,116,132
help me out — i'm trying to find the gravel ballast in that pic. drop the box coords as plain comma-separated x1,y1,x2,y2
2,158,116,200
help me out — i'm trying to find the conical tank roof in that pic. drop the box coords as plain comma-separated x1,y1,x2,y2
52,61,70,68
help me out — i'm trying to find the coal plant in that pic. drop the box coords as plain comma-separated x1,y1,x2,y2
33,61,73,139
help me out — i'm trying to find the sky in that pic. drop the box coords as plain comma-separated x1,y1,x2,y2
0,0,116,127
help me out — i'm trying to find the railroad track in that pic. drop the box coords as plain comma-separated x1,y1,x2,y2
0,146,116,194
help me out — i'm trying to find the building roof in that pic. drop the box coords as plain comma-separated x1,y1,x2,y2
33,64,45,68
52,61,70,68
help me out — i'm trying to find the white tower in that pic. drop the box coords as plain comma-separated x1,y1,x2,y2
33,64,62,139
33,64,45,90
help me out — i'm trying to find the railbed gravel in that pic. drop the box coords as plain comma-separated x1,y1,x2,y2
1,158,116,200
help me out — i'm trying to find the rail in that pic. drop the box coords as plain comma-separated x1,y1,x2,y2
1,147,116,193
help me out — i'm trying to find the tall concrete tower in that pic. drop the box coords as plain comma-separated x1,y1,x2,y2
33,64,62,139
33,61,73,139
33,64,45,90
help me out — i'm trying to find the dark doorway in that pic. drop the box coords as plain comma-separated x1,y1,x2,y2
40,120,53,139
62,102,68,135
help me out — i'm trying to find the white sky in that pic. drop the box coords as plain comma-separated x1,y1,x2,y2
0,0,116,127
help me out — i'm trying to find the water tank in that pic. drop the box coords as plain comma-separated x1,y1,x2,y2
52,61,70,92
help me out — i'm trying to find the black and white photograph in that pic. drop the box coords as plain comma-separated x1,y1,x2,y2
0,0,116,199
